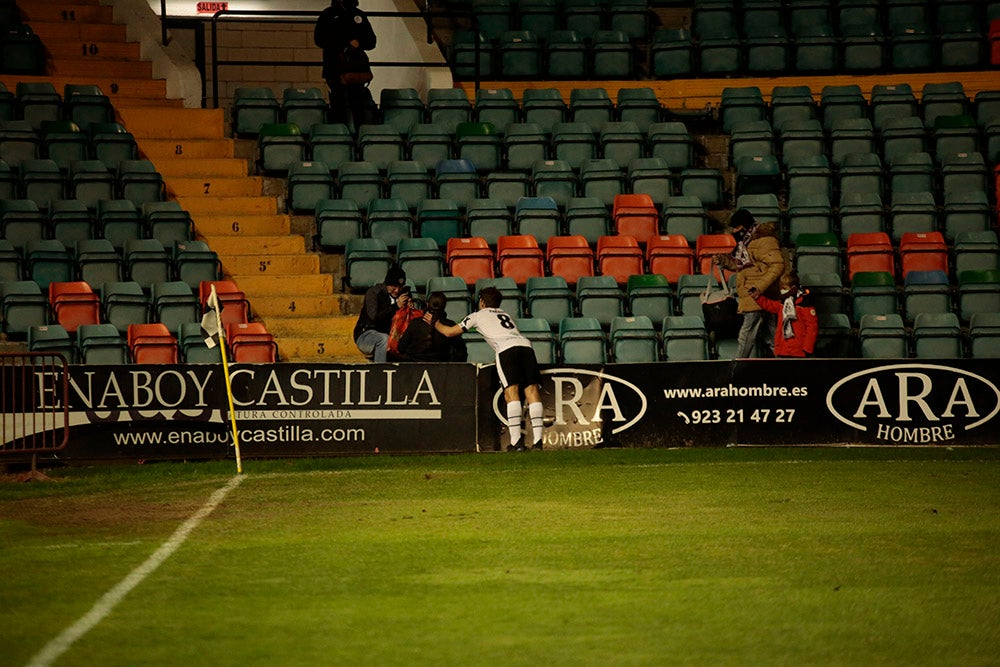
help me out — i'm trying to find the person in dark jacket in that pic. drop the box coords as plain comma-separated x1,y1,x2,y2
313,0,377,129
353,267,407,362
396,292,468,362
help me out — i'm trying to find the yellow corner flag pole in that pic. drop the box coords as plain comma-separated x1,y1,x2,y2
206,285,243,474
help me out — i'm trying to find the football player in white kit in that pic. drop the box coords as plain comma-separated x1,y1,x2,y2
435,286,544,451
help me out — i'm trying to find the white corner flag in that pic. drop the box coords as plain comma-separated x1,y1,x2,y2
201,284,243,474
201,286,222,348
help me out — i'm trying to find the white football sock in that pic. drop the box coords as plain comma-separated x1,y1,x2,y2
528,402,544,444
506,401,523,445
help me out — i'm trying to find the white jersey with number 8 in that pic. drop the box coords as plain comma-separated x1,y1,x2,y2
460,308,531,354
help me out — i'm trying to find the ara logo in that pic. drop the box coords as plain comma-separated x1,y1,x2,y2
492,368,647,448
826,364,1000,444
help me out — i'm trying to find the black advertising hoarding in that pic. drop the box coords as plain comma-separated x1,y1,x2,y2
478,359,1000,450
6,359,1000,462
39,363,478,461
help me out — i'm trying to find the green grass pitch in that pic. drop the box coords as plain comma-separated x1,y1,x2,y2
2,447,999,666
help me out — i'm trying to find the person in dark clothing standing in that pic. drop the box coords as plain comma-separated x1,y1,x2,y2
314,0,377,129
354,267,407,362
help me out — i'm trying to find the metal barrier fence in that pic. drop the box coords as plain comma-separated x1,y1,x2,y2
208,9,478,110
0,353,69,473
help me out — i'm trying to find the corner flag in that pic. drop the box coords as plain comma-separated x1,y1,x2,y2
201,284,243,474
201,287,222,348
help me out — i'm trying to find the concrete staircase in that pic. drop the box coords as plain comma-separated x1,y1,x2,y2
117,106,366,362
5,0,367,362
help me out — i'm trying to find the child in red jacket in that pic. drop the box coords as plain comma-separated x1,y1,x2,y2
748,274,818,358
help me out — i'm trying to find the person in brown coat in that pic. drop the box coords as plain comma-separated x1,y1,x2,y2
715,208,786,358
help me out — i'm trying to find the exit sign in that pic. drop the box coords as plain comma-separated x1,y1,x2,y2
197,1,228,13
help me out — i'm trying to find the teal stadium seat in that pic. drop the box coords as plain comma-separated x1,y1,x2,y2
75,238,122,289
309,124,355,174
1,280,48,336
515,317,557,363
627,273,672,327
525,275,575,328
345,238,393,291
396,237,445,291
610,315,659,362
475,88,518,134
859,313,908,359
101,281,149,334
559,316,607,364
282,87,327,135
77,323,129,364
231,87,280,136
577,275,625,328
28,324,75,362
661,315,709,360
173,241,222,290
969,313,1000,358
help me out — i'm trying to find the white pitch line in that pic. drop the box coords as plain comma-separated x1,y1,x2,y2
26,475,246,667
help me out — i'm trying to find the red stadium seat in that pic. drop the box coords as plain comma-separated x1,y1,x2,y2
199,280,249,327
846,232,895,280
227,322,279,362
646,234,694,284
446,236,495,286
127,322,178,364
49,281,100,333
695,233,736,276
546,235,595,286
496,234,545,286
597,235,644,285
613,193,659,246
899,231,948,279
